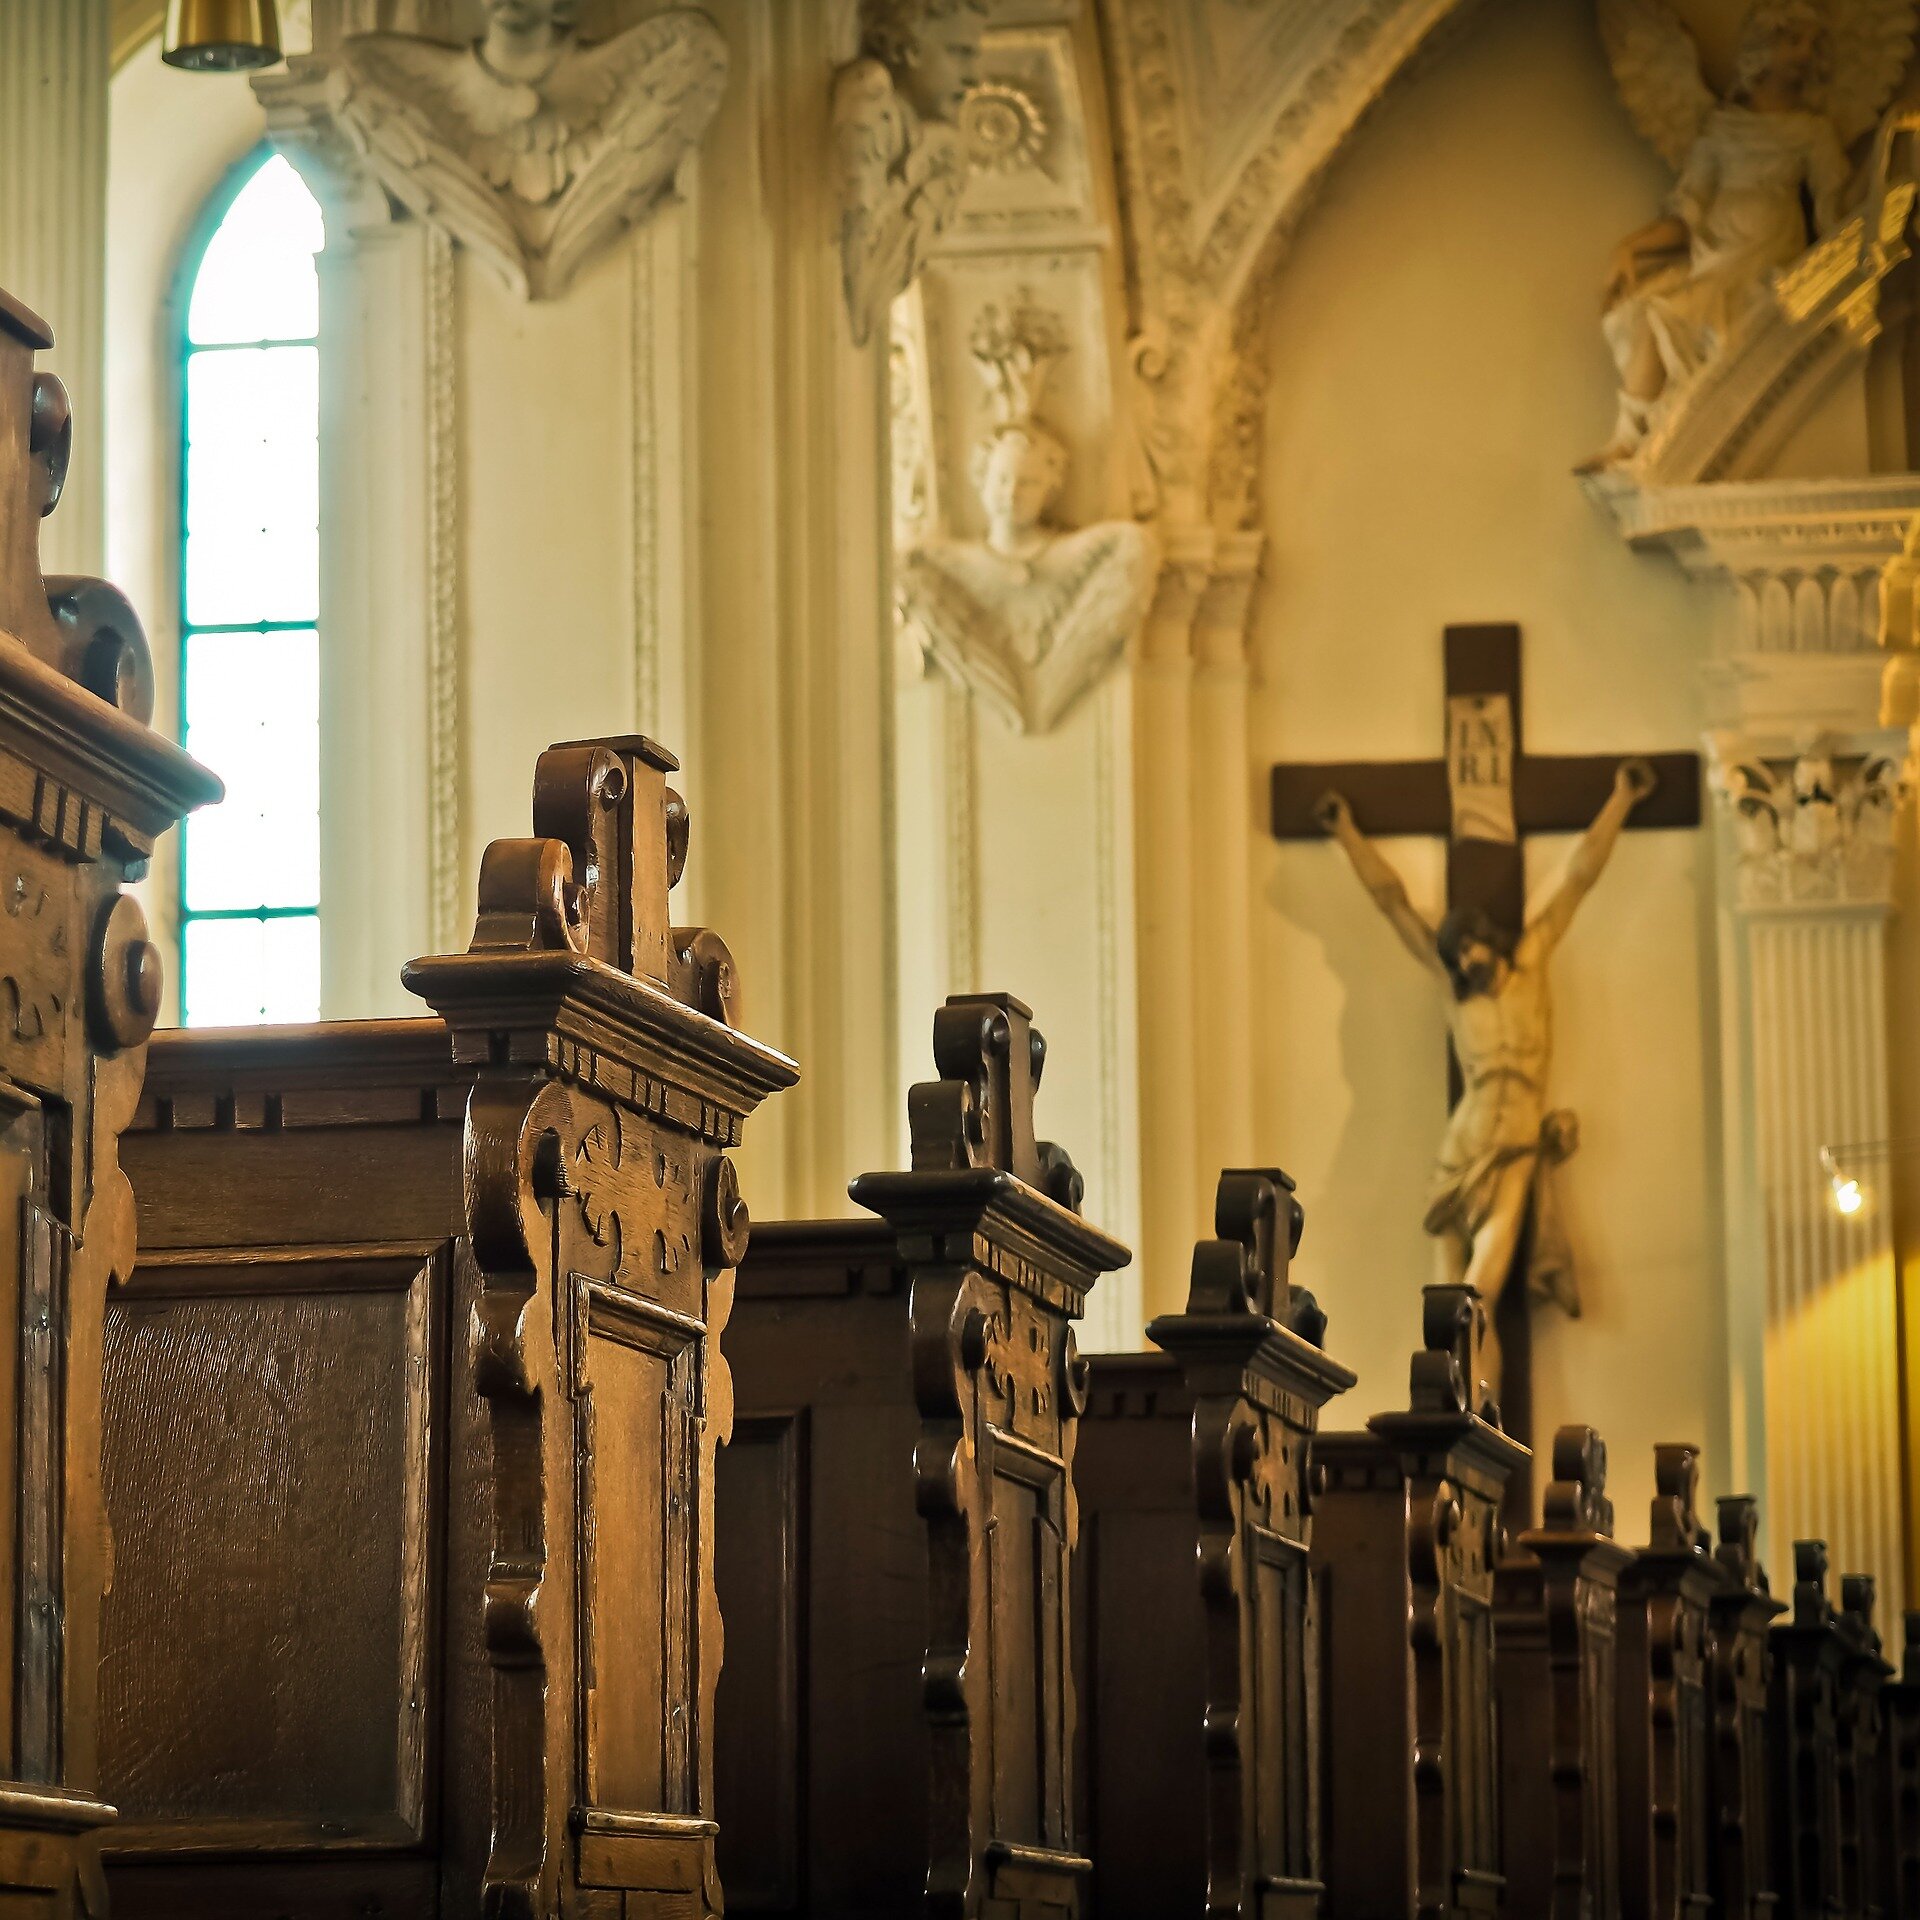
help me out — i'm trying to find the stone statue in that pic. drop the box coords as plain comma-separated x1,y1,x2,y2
280,0,729,297
832,0,987,346
1584,0,1915,468
896,296,1157,734
1313,758,1657,1394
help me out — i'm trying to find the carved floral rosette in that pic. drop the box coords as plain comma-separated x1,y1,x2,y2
1145,1168,1353,1914
403,737,796,1917
0,290,218,1905
852,991,1127,1920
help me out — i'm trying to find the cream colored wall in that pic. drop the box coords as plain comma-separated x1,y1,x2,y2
105,57,267,1008
1249,0,1725,1526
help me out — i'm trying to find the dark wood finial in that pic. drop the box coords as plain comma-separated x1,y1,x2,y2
1648,1442,1709,1555
906,991,1081,1208
1409,1282,1497,1425
1793,1539,1833,1627
1714,1493,1769,1594
1540,1423,1612,1534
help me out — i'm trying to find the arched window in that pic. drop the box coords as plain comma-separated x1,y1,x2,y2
177,150,323,1025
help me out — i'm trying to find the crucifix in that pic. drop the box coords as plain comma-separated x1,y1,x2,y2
1270,624,1701,1514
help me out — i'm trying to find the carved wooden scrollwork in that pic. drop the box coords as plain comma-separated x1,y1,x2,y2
856,991,1125,1918
1145,1165,1355,1912
0,290,219,1912
405,737,796,1918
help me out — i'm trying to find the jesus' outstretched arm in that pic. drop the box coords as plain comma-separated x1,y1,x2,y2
1524,757,1656,956
1313,791,1441,974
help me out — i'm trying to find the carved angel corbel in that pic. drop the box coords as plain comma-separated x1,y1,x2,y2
1586,0,1916,468
256,0,729,300
832,0,986,345
896,293,1158,733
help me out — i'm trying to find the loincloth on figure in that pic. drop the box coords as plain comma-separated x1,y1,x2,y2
1424,1107,1582,1316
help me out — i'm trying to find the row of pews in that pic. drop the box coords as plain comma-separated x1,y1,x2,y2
0,282,1914,1916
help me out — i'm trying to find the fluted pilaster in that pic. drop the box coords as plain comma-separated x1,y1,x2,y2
0,0,108,574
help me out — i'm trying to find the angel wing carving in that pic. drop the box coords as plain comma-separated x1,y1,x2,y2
1599,0,1917,166
326,10,728,299
833,56,968,347
898,523,1159,734
1826,0,1919,143
1596,0,1716,168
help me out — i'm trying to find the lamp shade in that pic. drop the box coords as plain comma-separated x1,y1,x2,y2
161,0,281,71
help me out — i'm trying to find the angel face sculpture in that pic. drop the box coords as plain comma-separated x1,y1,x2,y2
1586,0,1916,468
832,0,988,346
974,422,1070,560
310,0,728,298
895,302,1157,734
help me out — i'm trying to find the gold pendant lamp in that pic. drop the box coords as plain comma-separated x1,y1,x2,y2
160,0,281,71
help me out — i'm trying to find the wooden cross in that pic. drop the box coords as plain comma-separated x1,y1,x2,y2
1270,623,1700,928
1270,625,1702,1487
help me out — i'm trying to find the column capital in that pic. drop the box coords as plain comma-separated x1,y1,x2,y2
1707,726,1912,917
1140,524,1264,670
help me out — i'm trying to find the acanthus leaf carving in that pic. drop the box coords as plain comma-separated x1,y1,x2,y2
257,0,729,300
1713,735,1911,909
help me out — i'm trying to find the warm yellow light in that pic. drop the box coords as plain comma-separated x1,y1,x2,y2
1832,1174,1865,1216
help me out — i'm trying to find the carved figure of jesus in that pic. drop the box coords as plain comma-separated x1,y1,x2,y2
1313,759,1657,1395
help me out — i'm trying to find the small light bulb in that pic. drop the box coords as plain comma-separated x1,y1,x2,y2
1833,1175,1865,1216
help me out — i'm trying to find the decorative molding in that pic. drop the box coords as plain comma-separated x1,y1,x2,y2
424,226,462,956
1091,685,1125,1230
942,681,978,995
1102,0,1478,530
630,231,660,736
890,297,935,544
258,5,728,300
1710,733,1912,913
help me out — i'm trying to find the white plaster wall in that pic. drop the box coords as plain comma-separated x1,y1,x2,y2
1249,0,1725,1528
457,240,646,867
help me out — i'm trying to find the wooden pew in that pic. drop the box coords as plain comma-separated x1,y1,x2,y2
1706,1495,1783,1920
1771,1539,1848,1920
1884,1613,1920,1920
1615,1444,1717,1920
1073,1167,1354,1919
0,287,217,1910
1492,1424,1629,1920
101,739,794,1917
715,992,1126,1919
1311,1284,1527,1920
1835,1576,1894,1920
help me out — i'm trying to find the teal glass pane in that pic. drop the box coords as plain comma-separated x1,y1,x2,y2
182,628,320,912
183,914,320,1026
184,344,318,627
187,154,322,346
